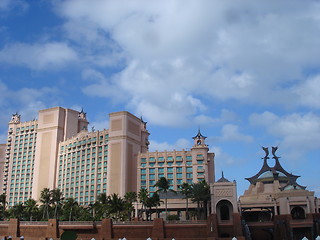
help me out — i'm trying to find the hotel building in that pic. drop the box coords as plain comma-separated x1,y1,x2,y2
1,107,149,206
137,130,215,194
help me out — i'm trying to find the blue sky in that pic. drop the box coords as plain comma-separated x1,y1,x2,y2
0,0,319,196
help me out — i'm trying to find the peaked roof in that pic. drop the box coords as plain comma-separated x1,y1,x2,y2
217,171,231,183
245,146,306,190
193,129,207,140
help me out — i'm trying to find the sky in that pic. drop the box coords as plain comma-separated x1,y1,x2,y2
0,0,319,197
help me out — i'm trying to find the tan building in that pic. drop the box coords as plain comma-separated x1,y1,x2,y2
137,130,214,194
3,113,38,206
2,107,149,206
57,111,149,205
238,147,320,240
0,144,5,192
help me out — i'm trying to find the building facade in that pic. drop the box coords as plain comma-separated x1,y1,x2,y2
2,107,149,206
137,130,215,194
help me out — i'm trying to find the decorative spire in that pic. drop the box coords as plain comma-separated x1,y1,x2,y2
140,116,147,129
9,112,21,124
217,171,230,183
193,128,207,140
78,108,87,120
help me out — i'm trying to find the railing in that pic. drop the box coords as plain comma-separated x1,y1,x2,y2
165,220,207,224
59,221,101,225
20,221,48,225
113,221,153,225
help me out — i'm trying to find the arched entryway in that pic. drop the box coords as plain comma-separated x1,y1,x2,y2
216,200,233,222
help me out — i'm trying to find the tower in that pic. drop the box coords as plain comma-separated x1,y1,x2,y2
32,107,88,201
107,111,149,196
191,129,215,183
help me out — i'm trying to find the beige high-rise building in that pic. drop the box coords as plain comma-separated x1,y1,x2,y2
32,107,89,201
56,111,149,205
2,107,149,206
3,113,37,206
0,144,6,193
2,107,89,206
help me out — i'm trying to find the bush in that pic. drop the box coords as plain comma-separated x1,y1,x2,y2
167,214,180,221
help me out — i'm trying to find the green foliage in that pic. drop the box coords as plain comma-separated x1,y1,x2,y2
190,180,210,220
154,177,176,219
1,182,212,222
167,214,180,221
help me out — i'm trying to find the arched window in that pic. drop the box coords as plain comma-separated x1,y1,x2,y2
291,206,305,219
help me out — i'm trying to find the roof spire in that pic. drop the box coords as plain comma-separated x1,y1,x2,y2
193,128,206,140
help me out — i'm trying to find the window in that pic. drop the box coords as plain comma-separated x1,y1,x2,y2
149,174,155,180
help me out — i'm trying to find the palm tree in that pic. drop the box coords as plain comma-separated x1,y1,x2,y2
179,182,192,220
154,177,176,220
9,203,24,219
124,191,137,220
191,180,210,220
51,188,64,219
96,193,108,219
40,188,51,220
0,193,7,220
63,198,78,221
0,193,7,209
138,188,149,220
24,198,38,221
107,193,125,221
145,192,161,220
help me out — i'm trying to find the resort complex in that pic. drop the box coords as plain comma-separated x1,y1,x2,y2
0,106,319,240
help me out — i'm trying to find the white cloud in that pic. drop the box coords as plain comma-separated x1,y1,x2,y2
249,111,320,160
52,0,320,127
88,120,109,132
212,146,236,167
0,80,59,128
293,75,320,108
220,124,253,143
0,0,28,13
149,138,192,152
0,42,77,70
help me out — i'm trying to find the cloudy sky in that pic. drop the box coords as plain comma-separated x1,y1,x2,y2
1,0,319,196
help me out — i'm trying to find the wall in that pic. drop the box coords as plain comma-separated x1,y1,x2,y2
0,217,245,240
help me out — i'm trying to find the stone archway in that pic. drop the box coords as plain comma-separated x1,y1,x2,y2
216,200,233,222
